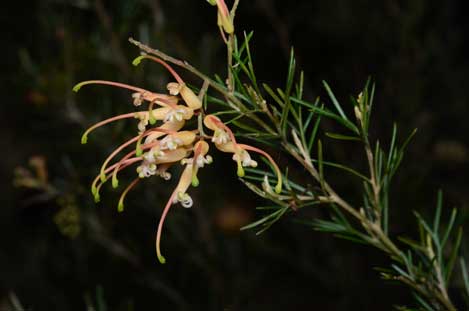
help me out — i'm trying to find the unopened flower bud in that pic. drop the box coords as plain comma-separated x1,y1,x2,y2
354,105,362,122
216,0,234,34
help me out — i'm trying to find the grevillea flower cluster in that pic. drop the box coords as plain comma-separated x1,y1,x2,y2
74,53,282,264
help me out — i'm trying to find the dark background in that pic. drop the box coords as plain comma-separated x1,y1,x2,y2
1,0,469,310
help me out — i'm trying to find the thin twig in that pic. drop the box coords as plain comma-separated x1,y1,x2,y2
128,38,276,135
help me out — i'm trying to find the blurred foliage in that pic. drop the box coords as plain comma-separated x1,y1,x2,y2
1,0,469,310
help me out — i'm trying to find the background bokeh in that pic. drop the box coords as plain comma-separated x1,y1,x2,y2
2,0,469,310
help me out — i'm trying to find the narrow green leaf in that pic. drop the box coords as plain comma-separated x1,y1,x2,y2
318,139,325,189
413,293,433,311
313,219,346,233
212,109,248,116
303,110,315,132
362,190,373,220
231,67,249,96
238,31,254,56
387,123,398,170
280,100,292,136
297,104,306,144
256,206,282,211
207,94,232,108
310,159,369,181
389,128,417,178
400,128,418,152
460,257,469,298
413,211,436,239
334,233,370,245
236,132,278,139
418,215,426,245
224,113,250,125
298,201,322,208
240,208,283,231
263,83,285,108
368,80,375,114
231,120,260,133
308,114,322,153
277,88,286,101
243,31,258,89
291,97,359,134
433,190,443,235
239,179,267,199
325,132,361,141
376,144,384,182
244,168,311,194
364,80,375,132
330,203,352,228
382,185,389,234
391,264,411,279
441,208,458,248
322,80,348,121
285,48,296,95
231,52,255,84
445,227,463,283
295,70,304,100
256,207,289,235
397,236,426,252
214,74,225,85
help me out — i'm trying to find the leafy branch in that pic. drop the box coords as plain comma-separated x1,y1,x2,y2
127,3,468,309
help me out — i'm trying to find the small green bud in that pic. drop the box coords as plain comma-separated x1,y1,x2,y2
192,175,200,187
237,161,245,177
149,112,156,125
136,145,143,157
93,193,101,203
81,133,88,144
100,171,107,183
117,202,124,213
157,254,166,264
72,83,83,92
112,174,119,188
275,183,282,194
135,138,143,156
132,56,145,66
